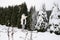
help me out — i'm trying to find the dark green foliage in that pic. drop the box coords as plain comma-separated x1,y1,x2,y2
25,12,32,31
13,6,19,27
10,6,19,27
46,10,52,22
0,2,28,29
20,2,28,16
0,7,3,24
5,7,11,26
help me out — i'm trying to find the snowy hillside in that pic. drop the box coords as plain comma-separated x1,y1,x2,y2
0,25,60,40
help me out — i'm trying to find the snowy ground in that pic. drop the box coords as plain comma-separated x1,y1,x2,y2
0,24,60,40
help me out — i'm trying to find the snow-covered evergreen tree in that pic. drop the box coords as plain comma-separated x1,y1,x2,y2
35,4,48,32
49,3,60,34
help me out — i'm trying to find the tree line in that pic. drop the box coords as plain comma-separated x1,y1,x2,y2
0,2,52,31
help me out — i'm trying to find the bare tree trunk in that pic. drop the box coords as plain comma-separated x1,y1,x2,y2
30,31,32,40
7,27,10,40
11,27,14,40
25,31,28,40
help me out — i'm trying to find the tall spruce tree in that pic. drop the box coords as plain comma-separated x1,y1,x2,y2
17,2,28,29
0,7,3,24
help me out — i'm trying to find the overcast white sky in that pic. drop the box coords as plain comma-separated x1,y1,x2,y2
0,0,60,11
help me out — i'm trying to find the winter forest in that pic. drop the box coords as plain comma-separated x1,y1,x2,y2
0,1,60,40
